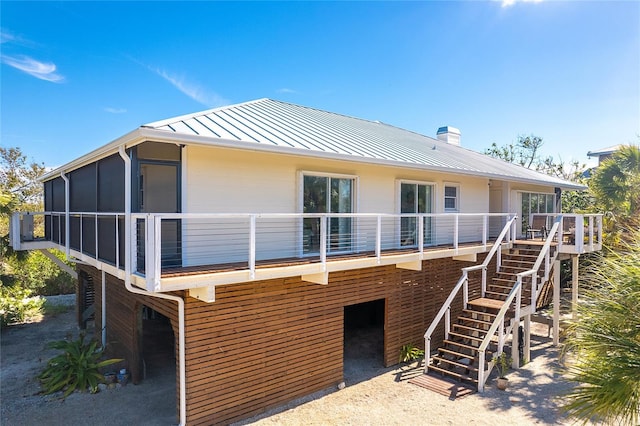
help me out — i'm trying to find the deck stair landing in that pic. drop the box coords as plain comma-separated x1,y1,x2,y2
423,244,549,389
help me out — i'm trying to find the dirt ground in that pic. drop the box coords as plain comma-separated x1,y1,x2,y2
1,295,583,426
0,295,176,426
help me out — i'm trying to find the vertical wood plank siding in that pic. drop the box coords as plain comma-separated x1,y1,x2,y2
80,254,492,425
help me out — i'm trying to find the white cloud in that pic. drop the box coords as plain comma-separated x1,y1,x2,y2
277,88,299,94
1,54,64,83
151,67,228,107
499,0,543,7
104,107,127,114
0,30,16,44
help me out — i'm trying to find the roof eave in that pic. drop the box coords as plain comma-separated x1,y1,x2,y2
42,127,587,191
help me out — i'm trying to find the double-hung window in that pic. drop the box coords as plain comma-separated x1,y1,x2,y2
302,173,355,254
444,184,459,212
400,182,433,246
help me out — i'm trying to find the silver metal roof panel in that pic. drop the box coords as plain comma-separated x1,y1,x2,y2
43,98,585,190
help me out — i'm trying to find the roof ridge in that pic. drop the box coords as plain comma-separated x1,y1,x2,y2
142,98,270,128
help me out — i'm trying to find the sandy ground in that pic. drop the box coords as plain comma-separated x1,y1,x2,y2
1,295,176,426
1,295,583,426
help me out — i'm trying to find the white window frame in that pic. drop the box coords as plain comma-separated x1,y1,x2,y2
397,179,435,247
297,171,359,256
517,190,556,237
443,183,460,212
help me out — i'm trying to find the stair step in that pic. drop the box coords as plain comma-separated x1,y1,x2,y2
461,309,497,321
488,283,513,291
427,364,479,383
484,290,508,299
432,355,479,372
502,259,536,268
505,255,538,261
443,339,498,352
453,323,490,333
458,314,494,327
448,331,486,342
438,347,474,360
468,297,505,310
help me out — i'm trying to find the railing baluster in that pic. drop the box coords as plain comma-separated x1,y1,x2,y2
482,214,487,248
95,214,99,260
115,215,120,269
376,215,381,262
481,266,487,298
320,215,327,266
249,215,256,279
453,214,459,250
154,216,162,291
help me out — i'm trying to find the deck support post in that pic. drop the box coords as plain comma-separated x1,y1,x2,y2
553,258,561,346
572,254,579,320
523,314,531,364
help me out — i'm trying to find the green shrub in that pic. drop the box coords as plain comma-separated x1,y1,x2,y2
399,343,425,363
38,334,122,397
0,286,44,326
4,250,75,296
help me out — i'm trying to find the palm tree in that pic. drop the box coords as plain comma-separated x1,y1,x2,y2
562,227,640,425
590,145,640,220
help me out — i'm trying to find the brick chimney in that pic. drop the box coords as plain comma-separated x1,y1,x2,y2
436,126,461,146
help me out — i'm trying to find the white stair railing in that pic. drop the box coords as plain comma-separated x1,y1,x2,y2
477,216,563,392
423,215,517,374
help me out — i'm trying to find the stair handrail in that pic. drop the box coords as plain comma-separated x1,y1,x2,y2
476,275,522,391
423,215,517,374
476,215,563,391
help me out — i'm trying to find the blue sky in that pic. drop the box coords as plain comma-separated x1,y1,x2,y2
1,1,639,169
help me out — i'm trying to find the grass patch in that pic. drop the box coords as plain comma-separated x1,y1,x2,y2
44,302,73,316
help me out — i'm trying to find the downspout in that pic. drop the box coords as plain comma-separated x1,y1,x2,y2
102,270,107,348
60,172,70,258
118,146,186,426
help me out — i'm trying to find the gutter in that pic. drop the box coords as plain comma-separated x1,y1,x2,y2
118,146,187,426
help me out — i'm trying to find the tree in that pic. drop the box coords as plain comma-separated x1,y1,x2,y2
0,147,74,300
485,135,591,213
485,134,544,168
562,227,640,425
1,147,46,258
589,145,640,224
0,147,46,208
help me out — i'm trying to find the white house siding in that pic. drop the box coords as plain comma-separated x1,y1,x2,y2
180,145,509,266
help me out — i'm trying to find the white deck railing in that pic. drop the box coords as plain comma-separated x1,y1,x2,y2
12,211,515,286
528,213,603,254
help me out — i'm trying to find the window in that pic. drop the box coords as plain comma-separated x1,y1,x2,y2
302,174,354,254
520,192,555,235
400,182,433,246
444,185,459,211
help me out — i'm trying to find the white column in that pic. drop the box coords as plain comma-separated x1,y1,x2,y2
553,259,561,346
524,314,531,364
572,255,579,320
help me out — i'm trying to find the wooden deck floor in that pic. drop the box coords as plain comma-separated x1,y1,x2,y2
160,241,490,278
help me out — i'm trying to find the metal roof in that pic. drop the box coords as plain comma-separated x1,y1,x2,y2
587,144,623,158
142,98,585,190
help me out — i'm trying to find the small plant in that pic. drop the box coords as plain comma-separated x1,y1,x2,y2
399,343,425,363
38,333,122,397
493,351,512,378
